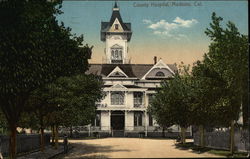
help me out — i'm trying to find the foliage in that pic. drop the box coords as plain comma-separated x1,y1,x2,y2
46,74,104,127
25,74,104,127
203,12,248,126
191,60,227,127
148,63,193,129
0,109,8,133
190,12,248,153
148,82,174,129
0,0,92,158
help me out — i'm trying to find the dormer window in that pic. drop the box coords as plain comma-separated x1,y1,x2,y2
156,71,165,77
115,24,119,30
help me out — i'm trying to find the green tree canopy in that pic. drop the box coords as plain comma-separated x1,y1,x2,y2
46,74,104,127
148,63,193,143
190,12,248,153
204,12,248,126
0,0,92,158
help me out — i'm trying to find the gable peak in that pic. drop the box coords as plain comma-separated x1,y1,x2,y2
107,66,128,78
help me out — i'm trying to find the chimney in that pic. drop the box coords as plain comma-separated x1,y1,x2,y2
154,56,157,64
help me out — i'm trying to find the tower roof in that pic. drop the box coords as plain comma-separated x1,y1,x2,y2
109,7,129,31
101,2,132,41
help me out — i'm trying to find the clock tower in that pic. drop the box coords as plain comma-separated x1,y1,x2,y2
101,2,132,64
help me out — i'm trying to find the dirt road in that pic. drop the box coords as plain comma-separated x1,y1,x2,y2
61,138,222,158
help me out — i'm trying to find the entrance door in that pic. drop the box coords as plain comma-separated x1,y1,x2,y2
111,111,125,130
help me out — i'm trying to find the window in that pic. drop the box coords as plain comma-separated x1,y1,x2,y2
134,92,143,107
148,113,153,126
111,49,122,60
111,48,123,64
111,45,123,64
155,71,165,77
134,112,143,126
115,24,119,30
111,92,124,105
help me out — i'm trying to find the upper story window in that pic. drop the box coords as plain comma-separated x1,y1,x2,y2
115,24,119,30
155,71,165,77
134,92,143,107
111,91,124,105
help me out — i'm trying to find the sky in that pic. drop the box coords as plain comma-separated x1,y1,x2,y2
56,0,248,66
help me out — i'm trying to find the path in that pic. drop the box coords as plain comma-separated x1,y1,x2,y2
60,138,223,158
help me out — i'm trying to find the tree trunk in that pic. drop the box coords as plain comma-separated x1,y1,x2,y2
180,127,186,144
9,125,17,159
40,128,45,152
230,120,235,155
162,127,165,138
40,117,45,152
51,125,55,146
199,125,205,147
55,125,59,149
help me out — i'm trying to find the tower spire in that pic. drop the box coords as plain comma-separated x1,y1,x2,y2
113,1,119,11
114,1,118,8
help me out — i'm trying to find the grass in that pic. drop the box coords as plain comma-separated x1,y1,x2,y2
175,142,248,158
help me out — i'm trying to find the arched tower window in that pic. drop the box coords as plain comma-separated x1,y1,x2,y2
111,44,123,64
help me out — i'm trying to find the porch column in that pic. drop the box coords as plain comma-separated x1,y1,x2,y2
143,91,147,108
124,110,127,136
88,124,91,137
144,111,148,137
109,110,111,134
107,91,111,105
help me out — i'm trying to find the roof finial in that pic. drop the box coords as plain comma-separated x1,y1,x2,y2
114,1,118,8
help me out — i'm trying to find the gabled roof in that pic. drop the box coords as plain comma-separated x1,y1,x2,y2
101,64,136,77
86,63,177,79
142,59,176,80
109,10,130,31
107,66,128,78
111,83,127,89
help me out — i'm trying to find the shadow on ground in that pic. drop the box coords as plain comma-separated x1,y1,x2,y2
174,142,210,155
54,142,131,159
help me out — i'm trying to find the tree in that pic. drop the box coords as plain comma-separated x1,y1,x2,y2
0,0,92,158
149,63,193,144
191,59,227,147
26,74,104,150
148,83,174,137
196,12,248,154
53,74,104,128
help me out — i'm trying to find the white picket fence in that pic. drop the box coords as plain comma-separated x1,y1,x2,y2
193,129,249,152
